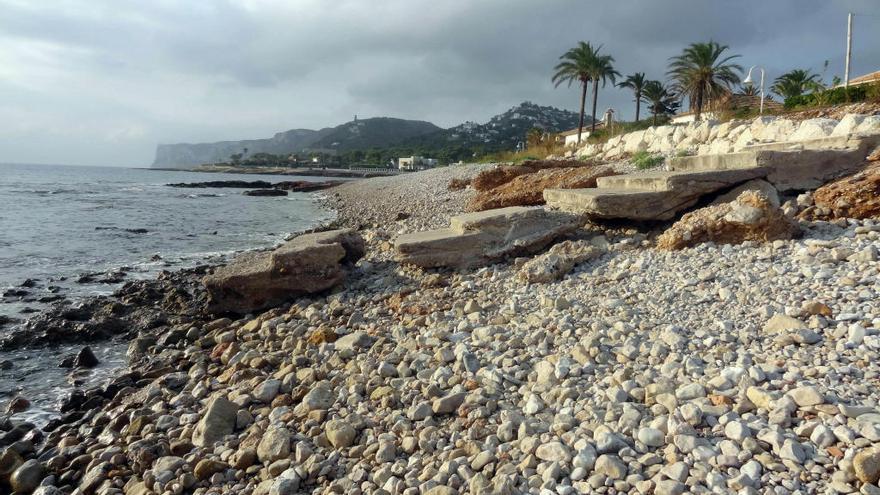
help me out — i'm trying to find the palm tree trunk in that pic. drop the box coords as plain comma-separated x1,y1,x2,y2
635,94,641,122
590,79,599,133
695,86,704,121
652,110,656,126
577,81,587,145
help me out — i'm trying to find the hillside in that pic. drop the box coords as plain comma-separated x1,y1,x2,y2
151,102,581,168
415,101,582,150
152,118,440,168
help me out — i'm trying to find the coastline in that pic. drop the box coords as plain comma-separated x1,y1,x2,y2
147,165,401,179
3,162,880,494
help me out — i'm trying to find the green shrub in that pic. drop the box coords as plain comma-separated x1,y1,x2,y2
783,84,875,109
631,151,665,170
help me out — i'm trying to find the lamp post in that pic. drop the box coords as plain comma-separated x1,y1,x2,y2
743,65,766,115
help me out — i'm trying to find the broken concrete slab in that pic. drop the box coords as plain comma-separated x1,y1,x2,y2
204,229,365,314
544,168,768,221
395,206,582,268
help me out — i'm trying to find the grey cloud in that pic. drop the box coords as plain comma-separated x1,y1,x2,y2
0,0,878,166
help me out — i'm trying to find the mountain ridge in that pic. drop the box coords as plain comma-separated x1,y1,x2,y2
151,102,580,168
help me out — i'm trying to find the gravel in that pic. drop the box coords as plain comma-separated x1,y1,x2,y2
5,163,880,494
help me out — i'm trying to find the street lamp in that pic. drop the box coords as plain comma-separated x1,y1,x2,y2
743,65,766,115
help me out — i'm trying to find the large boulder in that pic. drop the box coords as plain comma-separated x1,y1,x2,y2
832,114,867,136
622,130,648,154
657,191,799,250
750,116,796,143
856,115,880,134
204,229,364,314
467,165,617,211
395,206,583,268
789,118,838,141
806,161,880,219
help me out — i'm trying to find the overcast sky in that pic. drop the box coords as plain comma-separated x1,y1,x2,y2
2,0,879,167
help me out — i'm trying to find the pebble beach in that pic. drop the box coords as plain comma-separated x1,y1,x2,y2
5,163,880,495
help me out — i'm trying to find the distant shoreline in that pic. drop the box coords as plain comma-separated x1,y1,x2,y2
146,164,402,178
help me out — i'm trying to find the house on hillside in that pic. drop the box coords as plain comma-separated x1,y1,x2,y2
557,122,605,147
671,93,784,124
398,156,438,171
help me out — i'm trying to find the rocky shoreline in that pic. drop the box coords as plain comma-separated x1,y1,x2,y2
5,155,880,494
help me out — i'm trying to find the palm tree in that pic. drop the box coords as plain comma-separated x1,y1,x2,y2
552,42,620,144
642,80,679,125
668,41,742,120
771,69,821,100
618,72,647,122
740,84,759,96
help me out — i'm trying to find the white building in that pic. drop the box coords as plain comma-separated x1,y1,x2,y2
398,156,438,171
558,122,605,147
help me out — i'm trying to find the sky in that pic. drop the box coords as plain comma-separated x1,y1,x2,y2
1,0,879,167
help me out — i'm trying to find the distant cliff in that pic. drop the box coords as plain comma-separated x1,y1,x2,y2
152,118,441,168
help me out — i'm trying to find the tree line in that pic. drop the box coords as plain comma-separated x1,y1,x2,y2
552,40,854,145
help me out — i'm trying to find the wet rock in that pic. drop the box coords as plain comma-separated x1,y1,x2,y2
9,459,42,493
243,189,288,197
6,397,30,414
74,346,100,368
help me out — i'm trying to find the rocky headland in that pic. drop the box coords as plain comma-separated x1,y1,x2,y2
4,111,880,495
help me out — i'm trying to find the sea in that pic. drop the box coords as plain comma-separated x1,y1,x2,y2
0,162,335,423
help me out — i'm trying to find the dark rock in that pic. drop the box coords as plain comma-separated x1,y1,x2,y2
20,279,37,288
0,448,23,484
74,347,99,368
167,179,342,192
6,397,30,414
58,355,75,368
157,327,187,347
60,391,86,415
242,189,287,197
2,263,208,351
9,459,42,493
0,360,12,370
0,423,33,446
2,289,28,298
167,180,275,189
